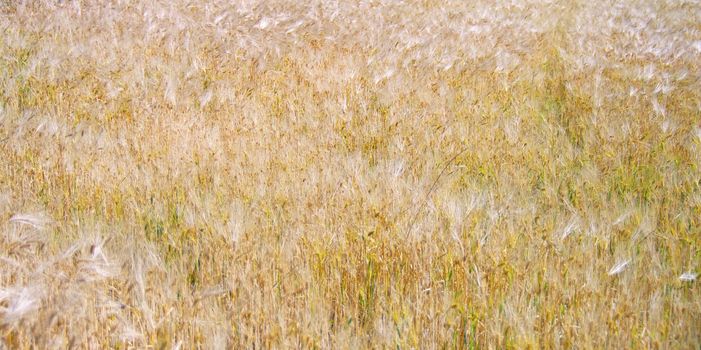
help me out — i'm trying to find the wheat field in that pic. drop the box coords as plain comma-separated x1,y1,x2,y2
0,0,700,348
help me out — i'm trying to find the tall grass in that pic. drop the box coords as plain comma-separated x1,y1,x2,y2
0,0,700,348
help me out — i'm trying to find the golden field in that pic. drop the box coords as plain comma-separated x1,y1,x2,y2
0,0,700,348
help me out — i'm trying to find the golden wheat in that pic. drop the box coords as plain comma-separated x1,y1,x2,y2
0,0,700,348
